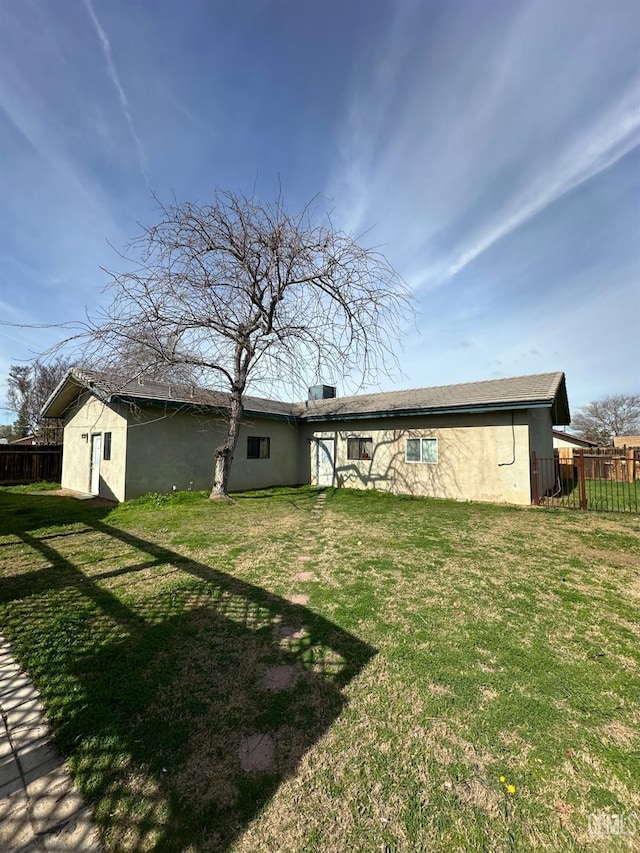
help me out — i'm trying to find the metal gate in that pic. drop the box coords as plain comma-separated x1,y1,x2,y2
531,449,640,513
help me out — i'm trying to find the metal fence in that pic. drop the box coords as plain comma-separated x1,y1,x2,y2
531,449,640,513
0,445,63,484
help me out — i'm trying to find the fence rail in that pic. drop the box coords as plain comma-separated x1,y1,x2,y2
0,445,63,484
531,449,640,514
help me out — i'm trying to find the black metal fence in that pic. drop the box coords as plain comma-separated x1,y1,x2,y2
531,449,640,513
0,445,63,484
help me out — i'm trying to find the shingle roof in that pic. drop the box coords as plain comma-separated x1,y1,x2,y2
41,368,297,419
295,372,569,423
42,368,569,424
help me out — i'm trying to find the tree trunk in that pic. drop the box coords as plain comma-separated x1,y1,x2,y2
210,388,243,499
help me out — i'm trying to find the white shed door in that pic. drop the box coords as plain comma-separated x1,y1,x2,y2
316,438,335,487
90,434,102,495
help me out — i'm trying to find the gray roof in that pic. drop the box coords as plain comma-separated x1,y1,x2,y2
41,368,297,420
295,371,569,424
42,368,569,424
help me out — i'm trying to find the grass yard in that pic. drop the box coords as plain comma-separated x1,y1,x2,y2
584,479,640,514
0,486,639,852
542,478,640,514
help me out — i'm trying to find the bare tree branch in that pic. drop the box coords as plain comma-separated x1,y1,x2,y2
47,189,414,496
572,394,640,445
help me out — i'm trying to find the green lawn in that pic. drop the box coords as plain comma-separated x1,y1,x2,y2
585,479,640,513
0,486,639,852
544,478,640,513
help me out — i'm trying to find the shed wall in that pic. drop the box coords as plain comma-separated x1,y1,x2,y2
61,393,128,500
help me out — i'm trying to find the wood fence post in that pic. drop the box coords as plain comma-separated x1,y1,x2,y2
577,450,587,510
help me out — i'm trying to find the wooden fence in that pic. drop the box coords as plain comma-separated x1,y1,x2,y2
0,445,63,484
557,446,639,482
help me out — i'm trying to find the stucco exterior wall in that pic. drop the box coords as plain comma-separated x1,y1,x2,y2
61,393,128,500
229,417,300,492
123,405,300,499
301,410,535,505
59,390,555,506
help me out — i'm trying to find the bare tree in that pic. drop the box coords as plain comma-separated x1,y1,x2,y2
7,358,71,441
572,394,640,446
69,190,412,497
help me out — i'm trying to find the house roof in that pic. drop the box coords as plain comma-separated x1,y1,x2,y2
41,368,296,420
296,371,570,424
613,435,640,448
552,429,598,448
42,368,570,425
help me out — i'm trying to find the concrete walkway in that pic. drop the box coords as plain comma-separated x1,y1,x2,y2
0,636,102,852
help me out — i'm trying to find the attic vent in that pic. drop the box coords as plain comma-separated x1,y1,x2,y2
308,385,336,401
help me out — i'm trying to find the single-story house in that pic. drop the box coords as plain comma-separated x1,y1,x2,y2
552,430,598,451
613,435,640,448
11,434,49,446
41,368,570,505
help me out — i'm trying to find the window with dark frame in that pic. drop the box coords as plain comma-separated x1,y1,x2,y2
347,437,373,461
247,436,270,459
103,432,112,461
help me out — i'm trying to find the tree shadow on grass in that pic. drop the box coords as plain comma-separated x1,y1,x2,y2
0,491,376,851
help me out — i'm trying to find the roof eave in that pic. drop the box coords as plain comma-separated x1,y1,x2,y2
302,399,557,423
115,394,297,422
41,370,108,419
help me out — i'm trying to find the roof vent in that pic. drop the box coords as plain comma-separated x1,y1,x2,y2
308,385,336,401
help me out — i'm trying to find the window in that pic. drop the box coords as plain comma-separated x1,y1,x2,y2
406,437,437,464
103,432,112,461
347,437,373,460
247,436,270,459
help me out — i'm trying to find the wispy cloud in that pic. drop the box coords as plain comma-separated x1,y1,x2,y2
82,0,149,187
433,86,640,288
330,0,640,292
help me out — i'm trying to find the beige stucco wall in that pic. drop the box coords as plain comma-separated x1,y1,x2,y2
123,405,300,499
301,410,536,505
229,416,300,492
61,393,128,501
61,391,555,506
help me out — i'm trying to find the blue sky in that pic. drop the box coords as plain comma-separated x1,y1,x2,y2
1,0,638,421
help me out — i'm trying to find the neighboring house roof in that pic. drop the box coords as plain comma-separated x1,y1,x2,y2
613,435,640,448
11,434,46,445
42,368,570,425
552,430,598,448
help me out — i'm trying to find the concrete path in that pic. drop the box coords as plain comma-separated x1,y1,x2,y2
0,636,102,852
